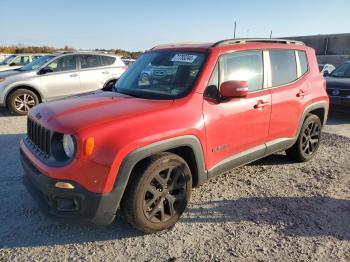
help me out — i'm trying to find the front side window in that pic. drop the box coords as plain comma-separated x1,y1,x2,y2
81,55,102,69
220,50,263,92
330,62,350,78
11,56,30,66
46,55,77,72
115,51,206,99
270,50,297,86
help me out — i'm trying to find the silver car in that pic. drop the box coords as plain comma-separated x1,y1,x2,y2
0,54,45,72
0,52,126,115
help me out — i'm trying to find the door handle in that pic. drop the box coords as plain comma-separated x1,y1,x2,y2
69,73,78,77
296,89,308,97
102,71,109,74
254,100,269,109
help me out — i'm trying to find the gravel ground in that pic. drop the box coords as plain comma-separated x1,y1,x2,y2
0,108,349,261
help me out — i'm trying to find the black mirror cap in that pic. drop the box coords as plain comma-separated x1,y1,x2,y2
38,68,53,75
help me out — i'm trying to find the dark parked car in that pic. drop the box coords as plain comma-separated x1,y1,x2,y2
325,61,350,108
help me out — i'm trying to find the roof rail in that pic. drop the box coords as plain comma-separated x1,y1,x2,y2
52,50,113,55
151,42,209,50
212,38,305,47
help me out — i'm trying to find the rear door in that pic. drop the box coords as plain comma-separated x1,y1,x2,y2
79,54,110,92
267,49,310,145
40,55,81,100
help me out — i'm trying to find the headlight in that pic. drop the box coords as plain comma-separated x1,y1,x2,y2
0,78,5,83
62,134,75,158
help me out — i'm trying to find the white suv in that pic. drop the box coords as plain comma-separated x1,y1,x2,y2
0,52,126,115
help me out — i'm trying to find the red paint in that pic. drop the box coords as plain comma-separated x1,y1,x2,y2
21,41,329,194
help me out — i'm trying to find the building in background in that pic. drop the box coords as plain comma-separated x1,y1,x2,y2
286,33,350,66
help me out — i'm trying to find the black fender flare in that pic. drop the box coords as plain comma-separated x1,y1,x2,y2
109,135,207,214
295,101,329,138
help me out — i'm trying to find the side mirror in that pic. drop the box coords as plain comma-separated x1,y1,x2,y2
220,80,248,98
323,70,330,77
9,62,17,66
38,67,53,75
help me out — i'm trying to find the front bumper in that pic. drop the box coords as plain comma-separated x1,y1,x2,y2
21,150,119,225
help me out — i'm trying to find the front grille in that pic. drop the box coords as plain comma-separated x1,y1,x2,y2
27,117,51,157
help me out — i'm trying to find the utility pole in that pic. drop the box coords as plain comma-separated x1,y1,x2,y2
269,30,273,38
234,21,237,39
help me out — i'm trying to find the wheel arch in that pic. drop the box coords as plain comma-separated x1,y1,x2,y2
102,78,118,91
295,101,329,137
109,135,207,215
5,85,43,107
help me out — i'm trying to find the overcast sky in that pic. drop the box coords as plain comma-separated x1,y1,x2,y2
1,0,349,51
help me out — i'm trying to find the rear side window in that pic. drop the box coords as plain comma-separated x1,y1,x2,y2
220,50,263,92
81,55,101,69
100,56,116,66
269,50,297,87
298,51,308,75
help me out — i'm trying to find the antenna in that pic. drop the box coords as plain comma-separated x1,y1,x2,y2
234,21,237,39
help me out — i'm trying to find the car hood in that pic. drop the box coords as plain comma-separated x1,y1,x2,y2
29,92,174,134
325,76,350,89
0,69,36,78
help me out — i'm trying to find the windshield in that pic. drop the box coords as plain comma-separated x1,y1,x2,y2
0,55,16,65
18,55,55,71
330,62,350,78
115,51,207,99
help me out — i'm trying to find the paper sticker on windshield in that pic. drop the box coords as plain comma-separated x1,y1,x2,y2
171,54,198,63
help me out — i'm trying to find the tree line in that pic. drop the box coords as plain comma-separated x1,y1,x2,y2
0,45,143,59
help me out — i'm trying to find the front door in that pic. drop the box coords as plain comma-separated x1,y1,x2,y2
203,50,271,172
40,55,80,100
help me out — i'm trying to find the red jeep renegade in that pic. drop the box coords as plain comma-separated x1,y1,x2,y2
21,39,329,233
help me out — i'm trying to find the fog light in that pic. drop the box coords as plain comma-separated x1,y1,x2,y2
55,182,75,189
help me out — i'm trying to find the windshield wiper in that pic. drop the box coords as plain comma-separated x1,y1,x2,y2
116,89,142,98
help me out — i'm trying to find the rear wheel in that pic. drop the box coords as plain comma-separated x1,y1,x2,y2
8,89,39,116
286,114,322,162
121,152,192,233
102,79,117,91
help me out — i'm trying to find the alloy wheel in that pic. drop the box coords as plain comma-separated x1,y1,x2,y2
14,94,36,112
143,165,186,223
301,120,320,155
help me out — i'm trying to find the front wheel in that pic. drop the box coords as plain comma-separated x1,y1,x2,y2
121,152,192,233
286,114,322,162
8,89,39,116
